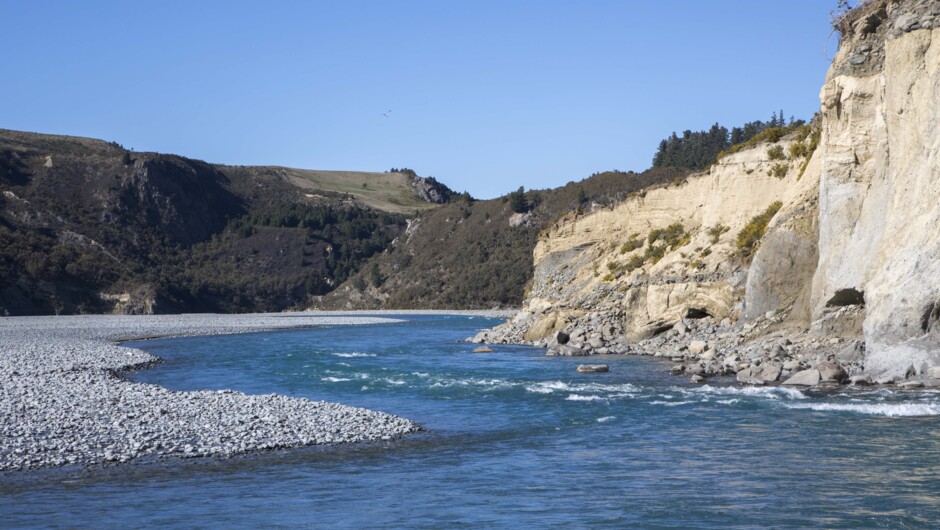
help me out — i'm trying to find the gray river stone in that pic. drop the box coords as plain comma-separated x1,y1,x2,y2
0,313,424,472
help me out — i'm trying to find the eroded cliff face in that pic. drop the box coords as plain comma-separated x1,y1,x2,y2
810,3,940,376
483,132,815,346
482,0,940,379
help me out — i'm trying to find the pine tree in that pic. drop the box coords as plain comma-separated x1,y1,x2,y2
369,262,383,287
509,186,528,213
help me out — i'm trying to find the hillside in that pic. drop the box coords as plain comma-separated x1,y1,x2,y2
315,167,690,309
0,127,685,316
0,129,449,315
224,166,448,214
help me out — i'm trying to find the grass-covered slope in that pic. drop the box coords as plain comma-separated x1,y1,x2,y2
223,166,449,214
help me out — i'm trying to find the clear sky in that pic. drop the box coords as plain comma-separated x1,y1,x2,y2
1,1,837,199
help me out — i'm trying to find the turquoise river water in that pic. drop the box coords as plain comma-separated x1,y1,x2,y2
3,315,940,528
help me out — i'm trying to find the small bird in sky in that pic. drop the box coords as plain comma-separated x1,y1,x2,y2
381,109,392,118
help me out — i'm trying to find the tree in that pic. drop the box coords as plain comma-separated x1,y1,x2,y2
653,112,806,170
369,262,383,287
305,275,326,295
508,186,528,213
529,191,542,209
650,123,729,170
576,188,587,205
353,275,367,291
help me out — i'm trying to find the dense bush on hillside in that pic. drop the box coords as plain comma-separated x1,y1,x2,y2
0,129,407,315
317,167,691,309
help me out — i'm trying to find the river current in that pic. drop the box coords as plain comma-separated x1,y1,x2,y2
3,315,940,528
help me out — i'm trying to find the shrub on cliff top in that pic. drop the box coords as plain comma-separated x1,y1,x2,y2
766,145,786,160
716,122,804,162
736,201,783,257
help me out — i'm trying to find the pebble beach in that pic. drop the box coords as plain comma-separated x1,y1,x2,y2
0,313,434,472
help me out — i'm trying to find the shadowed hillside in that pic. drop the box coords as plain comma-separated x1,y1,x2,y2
315,167,690,309
0,128,687,315
0,129,438,315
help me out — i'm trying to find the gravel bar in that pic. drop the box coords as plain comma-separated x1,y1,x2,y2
0,313,423,472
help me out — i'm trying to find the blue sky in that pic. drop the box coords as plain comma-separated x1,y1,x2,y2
1,1,836,199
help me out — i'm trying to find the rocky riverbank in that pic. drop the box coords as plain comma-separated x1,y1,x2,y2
0,314,423,472
472,0,940,389
471,306,940,389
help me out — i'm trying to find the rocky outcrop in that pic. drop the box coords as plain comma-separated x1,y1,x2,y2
742,153,820,325
478,0,940,385
409,175,455,204
481,127,809,346
810,0,940,377
101,284,168,315
118,157,243,247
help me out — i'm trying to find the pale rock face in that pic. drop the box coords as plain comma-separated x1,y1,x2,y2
782,369,822,386
487,4,940,379
743,153,820,324
812,26,940,376
523,315,567,342
509,212,532,227
518,137,804,340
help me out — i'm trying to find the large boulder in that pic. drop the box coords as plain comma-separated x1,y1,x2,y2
736,367,759,384
674,320,688,336
524,315,565,342
688,340,708,355
546,344,589,357
782,368,821,386
736,364,782,385
816,361,848,383
758,364,782,383
576,364,609,373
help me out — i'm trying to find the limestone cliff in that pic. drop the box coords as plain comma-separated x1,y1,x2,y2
481,0,940,380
